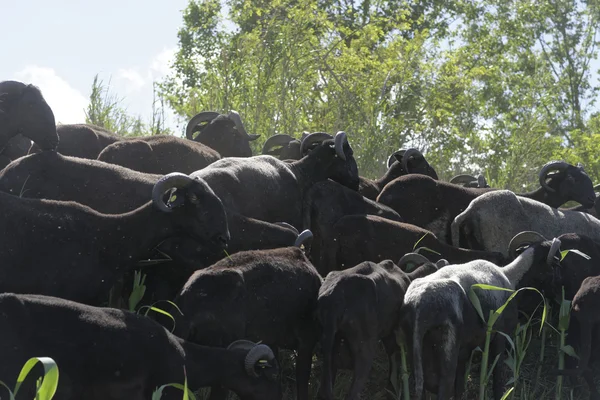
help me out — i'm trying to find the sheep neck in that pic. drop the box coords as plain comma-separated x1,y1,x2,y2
96,203,175,264
519,177,562,208
500,248,537,288
178,339,244,388
290,150,334,194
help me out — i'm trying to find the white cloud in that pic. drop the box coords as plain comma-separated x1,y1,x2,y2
14,66,88,124
149,47,176,80
117,68,146,93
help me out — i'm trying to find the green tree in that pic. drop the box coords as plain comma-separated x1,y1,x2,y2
160,0,600,185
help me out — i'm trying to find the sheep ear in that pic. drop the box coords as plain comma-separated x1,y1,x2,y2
166,188,185,208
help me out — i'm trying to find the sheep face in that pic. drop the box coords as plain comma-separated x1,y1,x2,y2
194,117,255,158
225,353,282,400
323,138,360,191
167,178,230,254
388,152,438,180
0,81,58,151
554,165,595,208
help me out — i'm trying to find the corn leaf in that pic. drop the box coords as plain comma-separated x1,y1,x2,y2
151,383,197,400
13,357,59,400
561,345,580,360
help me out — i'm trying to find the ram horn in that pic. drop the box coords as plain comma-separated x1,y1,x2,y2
152,173,195,213
401,148,423,173
334,131,348,161
539,161,570,193
508,231,548,260
547,238,562,265
229,110,260,141
386,149,406,169
227,339,257,352
185,111,221,140
477,174,488,188
294,229,313,248
262,134,296,155
244,344,276,378
274,222,299,235
450,174,478,185
397,252,431,272
435,259,449,269
299,132,333,156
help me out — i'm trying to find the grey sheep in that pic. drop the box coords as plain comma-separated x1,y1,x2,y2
451,190,600,257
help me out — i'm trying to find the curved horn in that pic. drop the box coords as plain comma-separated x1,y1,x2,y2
450,174,479,185
185,111,221,140
294,229,313,248
262,134,296,155
477,174,488,188
152,173,195,213
299,132,333,156
547,238,562,265
539,161,570,193
508,231,548,259
229,110,260,141
386,149,406,169
244,344,276,378
227,339,258,351
435,259,449,269
401,148,423,173
397,252,431,272
274,222,299,236
334,131,347,161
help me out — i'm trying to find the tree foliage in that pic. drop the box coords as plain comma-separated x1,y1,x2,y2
160,0,600,186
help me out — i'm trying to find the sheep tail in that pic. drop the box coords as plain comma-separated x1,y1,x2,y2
412,309,425,400
451,211,467,248
317,304,338,399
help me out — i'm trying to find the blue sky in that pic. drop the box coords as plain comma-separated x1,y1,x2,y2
1,0,189,132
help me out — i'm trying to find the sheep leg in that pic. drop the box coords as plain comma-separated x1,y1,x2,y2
490,334,509,400
583,370,600,400
574,320,600,399
436,333,459,400
296,335,317,400
317,319,338,400
453,358,468,399
345,336,377,400
575,319,592,375
382,334,400,397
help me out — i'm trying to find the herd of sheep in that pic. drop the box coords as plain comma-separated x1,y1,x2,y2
1,79,600,400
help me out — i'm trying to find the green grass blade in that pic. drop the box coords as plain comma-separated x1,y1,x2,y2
501,387,515,400
0,380,16,400
559,249,590,261
412,233,429,250
140,306,177,332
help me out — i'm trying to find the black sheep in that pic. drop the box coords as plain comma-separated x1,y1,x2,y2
0,293,280,400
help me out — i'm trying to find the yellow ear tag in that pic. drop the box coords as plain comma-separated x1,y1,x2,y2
169,194,177,203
